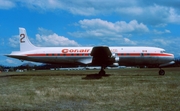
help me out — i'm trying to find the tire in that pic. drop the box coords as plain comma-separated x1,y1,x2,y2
99,70,105,75
159,69,165,75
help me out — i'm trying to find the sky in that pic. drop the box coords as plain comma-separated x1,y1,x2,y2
0,0,180,66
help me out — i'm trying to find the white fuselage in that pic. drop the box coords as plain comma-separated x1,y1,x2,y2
8,46,174,67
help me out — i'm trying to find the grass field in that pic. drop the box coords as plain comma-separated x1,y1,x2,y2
0,68,180,111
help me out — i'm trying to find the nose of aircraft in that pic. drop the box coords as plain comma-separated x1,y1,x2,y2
171,53,175,61
159,53,175,67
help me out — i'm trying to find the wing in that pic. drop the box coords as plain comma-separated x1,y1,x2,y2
90,46,114,66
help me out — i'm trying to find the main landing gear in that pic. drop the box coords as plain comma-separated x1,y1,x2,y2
99,65,106,76
159,68,165,75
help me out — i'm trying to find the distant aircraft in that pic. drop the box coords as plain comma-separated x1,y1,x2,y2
6,28,175,75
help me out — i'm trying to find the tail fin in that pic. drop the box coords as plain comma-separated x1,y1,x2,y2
19,27,38,51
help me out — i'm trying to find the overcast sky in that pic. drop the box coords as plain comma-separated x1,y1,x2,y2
0,0,180,66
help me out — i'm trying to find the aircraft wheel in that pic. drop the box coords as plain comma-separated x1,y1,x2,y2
99,70,105,75
159,69,165,75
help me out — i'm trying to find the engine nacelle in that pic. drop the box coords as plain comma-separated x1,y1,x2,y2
111,53,119,62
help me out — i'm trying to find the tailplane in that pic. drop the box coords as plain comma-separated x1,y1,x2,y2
19,27,38,51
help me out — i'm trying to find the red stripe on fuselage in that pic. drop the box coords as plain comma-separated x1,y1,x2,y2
25,53,172,57
26,54,46,56
149,53,173,56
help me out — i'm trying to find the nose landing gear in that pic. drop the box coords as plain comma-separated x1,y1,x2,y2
159,69,165,75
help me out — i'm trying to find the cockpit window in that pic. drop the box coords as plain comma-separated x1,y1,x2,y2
160,50,166,53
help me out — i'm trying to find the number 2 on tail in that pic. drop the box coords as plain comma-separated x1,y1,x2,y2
20,34,25,43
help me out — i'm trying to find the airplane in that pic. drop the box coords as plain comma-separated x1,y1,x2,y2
6,28,175,75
